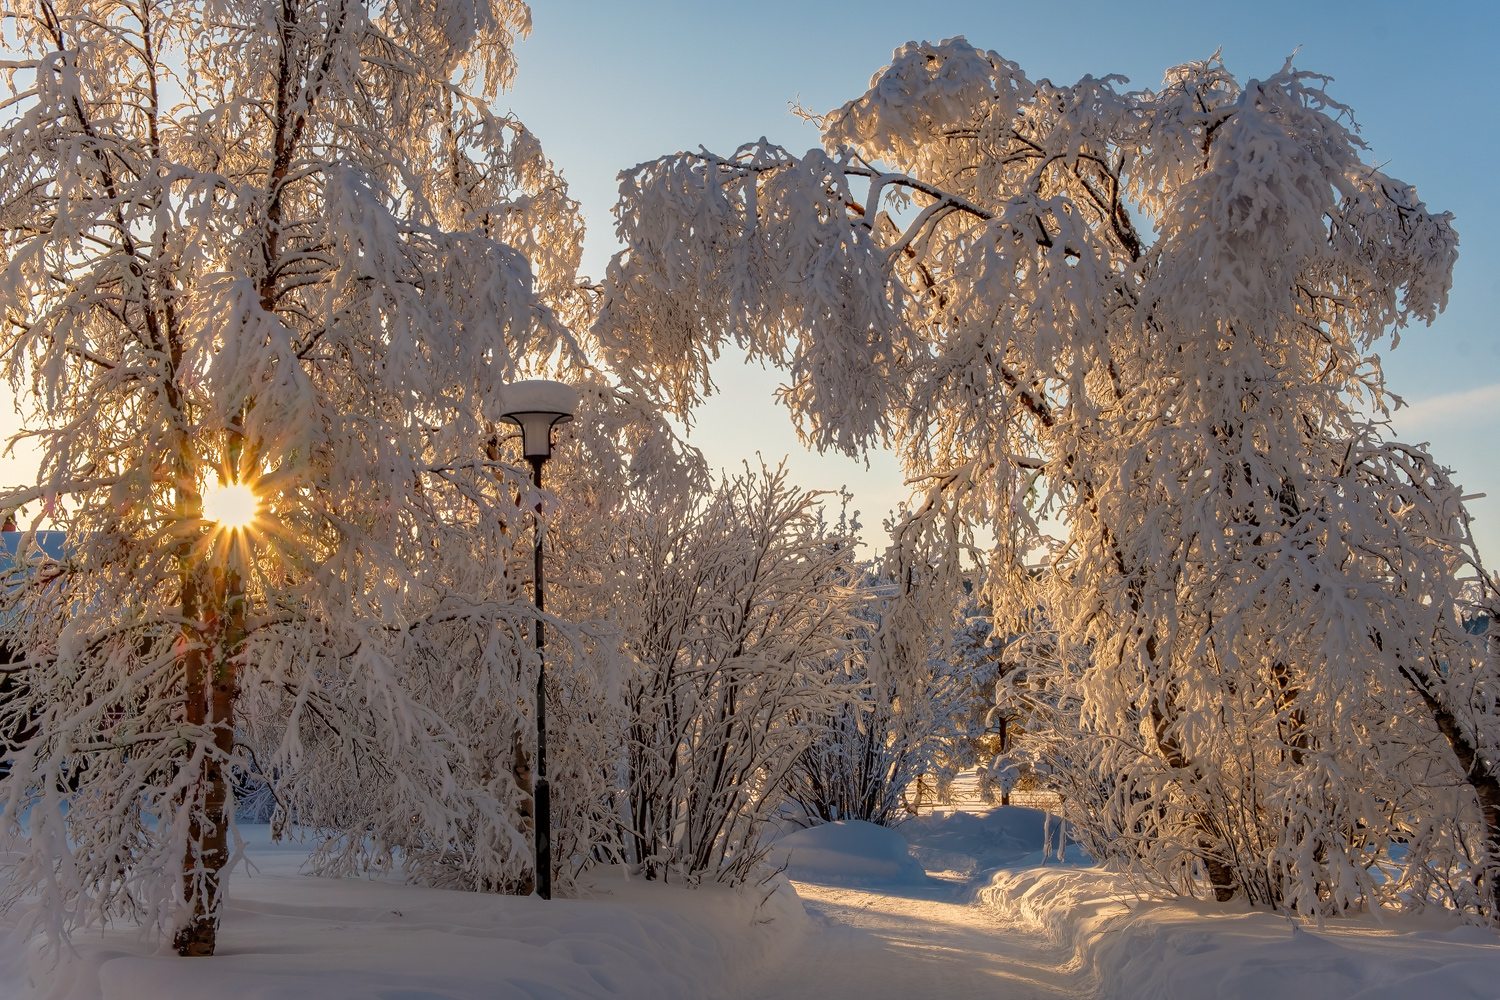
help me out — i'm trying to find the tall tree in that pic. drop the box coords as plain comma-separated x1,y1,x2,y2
598,38,1497,913
0,0,594,954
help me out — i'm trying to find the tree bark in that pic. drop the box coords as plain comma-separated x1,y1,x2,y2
1149,695,1238,903
174,564,243,957
1398,659,1500,913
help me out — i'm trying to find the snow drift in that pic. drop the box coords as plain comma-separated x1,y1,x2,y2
769,820,929,885
898,806,1060,874
0,826,811,1000
983,865,1500,1000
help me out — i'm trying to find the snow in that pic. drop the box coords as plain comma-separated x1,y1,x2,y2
984,864,1500,1000
767,820,928,884
7,803,1500,999
897,806,1080,875
757,801,1500,1000
743,879,1074,999
0,826,810,1000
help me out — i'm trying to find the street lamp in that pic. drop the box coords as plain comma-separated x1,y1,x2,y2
499,379,577,901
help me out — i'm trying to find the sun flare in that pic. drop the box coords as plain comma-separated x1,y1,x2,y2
202,481,259,530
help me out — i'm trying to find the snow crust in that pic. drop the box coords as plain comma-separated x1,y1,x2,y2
984,865,1500,1000
0,826,809,1000
768,820,928,884
8,807,1500,999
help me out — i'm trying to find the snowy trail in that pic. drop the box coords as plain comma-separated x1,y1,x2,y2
743,875,1082,1000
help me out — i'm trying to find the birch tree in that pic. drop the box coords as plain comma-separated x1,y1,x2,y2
598,38,1498,913
0,0,604,955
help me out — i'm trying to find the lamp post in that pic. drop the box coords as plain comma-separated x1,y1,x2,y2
499,379,577,901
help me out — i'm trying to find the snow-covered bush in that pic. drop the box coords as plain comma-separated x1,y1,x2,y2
781,580,984,825
608,464,863,883
780,592,928,827
233,565,625,895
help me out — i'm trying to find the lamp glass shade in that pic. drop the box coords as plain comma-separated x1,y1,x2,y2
499,380,579,459
504,411,572,458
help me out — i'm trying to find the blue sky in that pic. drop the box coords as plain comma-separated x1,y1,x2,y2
502,0,1500,561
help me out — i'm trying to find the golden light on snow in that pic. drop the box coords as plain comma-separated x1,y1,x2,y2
202,481,259,531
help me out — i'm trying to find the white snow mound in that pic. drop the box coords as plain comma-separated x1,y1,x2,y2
0,825,811,1000
983,865,1500,1000
769,820,928,885
899,806,1055,873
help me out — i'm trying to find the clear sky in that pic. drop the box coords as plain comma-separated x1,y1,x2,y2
497,0,1499,561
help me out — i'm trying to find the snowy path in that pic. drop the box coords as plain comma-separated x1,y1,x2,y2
744,875,1081,1000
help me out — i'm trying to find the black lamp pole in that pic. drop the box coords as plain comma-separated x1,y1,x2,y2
528,451,551,901
499,379,576,901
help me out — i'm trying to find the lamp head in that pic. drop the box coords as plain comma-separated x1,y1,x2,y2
499,380,579,459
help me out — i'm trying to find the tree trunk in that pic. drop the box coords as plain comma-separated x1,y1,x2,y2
174,565,243,956
1149,696,1238,903
1399,659,1500,913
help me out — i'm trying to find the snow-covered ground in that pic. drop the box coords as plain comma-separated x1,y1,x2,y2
987,865,1500,1000
5,800,1500,999
0,826,809,1000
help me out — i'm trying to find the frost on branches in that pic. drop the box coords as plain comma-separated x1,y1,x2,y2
0,0,624,955
608,464,864,882
600,38,1500,916
781,573,982,826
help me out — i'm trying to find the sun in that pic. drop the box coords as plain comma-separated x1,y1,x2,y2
202,481,259,531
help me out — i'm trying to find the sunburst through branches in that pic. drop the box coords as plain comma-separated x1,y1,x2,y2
202,482,259,531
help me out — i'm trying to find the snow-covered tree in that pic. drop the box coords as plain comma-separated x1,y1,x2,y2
598,38,1496,913
0,0,609,954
